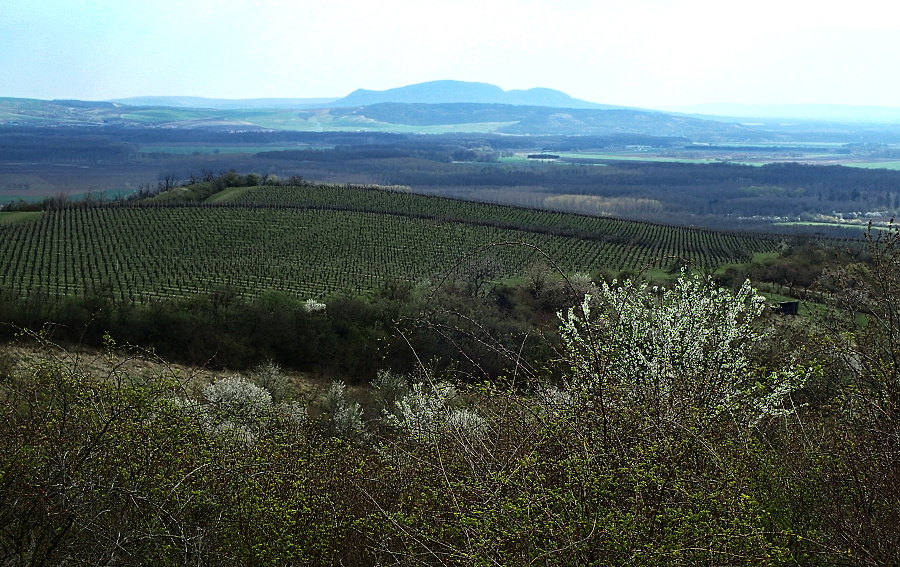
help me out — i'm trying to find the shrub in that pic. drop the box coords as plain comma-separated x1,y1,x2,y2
204,374,274,434
557,270,804,429
252,360,289,401
324,380,367,440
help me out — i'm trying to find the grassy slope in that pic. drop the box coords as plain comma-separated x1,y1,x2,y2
205,186,254,202
0,340,335,401
0,211,42,225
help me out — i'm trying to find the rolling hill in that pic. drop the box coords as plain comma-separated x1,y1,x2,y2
329,102,755,137
4,79,900,141
0,97,758,139
109,96,339,109
0,182,785,302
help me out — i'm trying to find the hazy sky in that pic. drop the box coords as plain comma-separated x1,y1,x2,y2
2,0,899,109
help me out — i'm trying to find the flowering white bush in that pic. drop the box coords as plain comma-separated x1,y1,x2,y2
557,270,803,425
253,361,288,401
384,381,454,441
303,298,326,313
371,369,410,407
172,377,306,442
276,401,308,426
325,381,367,440
536,384,575,419
567,271,598,299
204,375,274,424
381,378,484,442
444,407,486,440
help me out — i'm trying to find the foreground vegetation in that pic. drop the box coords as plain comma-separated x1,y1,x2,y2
2,224,899,564
1,170,896,564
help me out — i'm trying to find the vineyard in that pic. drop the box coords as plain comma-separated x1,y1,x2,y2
0,183,791,303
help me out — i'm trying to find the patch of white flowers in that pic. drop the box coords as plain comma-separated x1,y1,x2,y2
253,361,289,401
567,271,598,299
536,384,575,420
377,372,485,442
171,374,307,442
205,375,274,424
303,298,326,313
557,270,804,425
325,381,367,440
275,400,309,427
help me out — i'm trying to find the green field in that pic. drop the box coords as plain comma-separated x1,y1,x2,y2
120,106,522,134
557,152,720,164
251,116,519,134
119,109,214,123
845,161,900,170
503,151,773,167
205,186,255,202
0,190,132,205
0,211,41,225
0,183,789,303
224,184,784,265
0,195,46,205
507,148,900,169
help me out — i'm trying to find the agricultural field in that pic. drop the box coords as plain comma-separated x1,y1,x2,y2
848,160,900,170
505,145,900,169
224,183,783,257
0,183,789,304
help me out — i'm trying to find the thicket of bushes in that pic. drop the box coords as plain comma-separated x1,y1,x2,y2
1,228,899,565
0,258,596,382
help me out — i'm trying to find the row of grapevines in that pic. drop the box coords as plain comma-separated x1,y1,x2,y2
0,207,598,302
3,176,826,305
218,184,785,264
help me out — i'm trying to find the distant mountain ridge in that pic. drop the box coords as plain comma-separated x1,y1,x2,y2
6,86,900,141
109,96,339,109
0,95,798,140
329,80,617,109
108,81,613,111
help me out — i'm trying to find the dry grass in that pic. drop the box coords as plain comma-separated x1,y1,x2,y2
0,337,341,404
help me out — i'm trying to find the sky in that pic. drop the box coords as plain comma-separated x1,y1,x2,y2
2,0,900,109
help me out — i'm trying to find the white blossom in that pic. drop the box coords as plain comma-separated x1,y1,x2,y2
557,270,802,425
325,381,367,440
380,378,485,442
303,298,326,313
204,375,274,425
